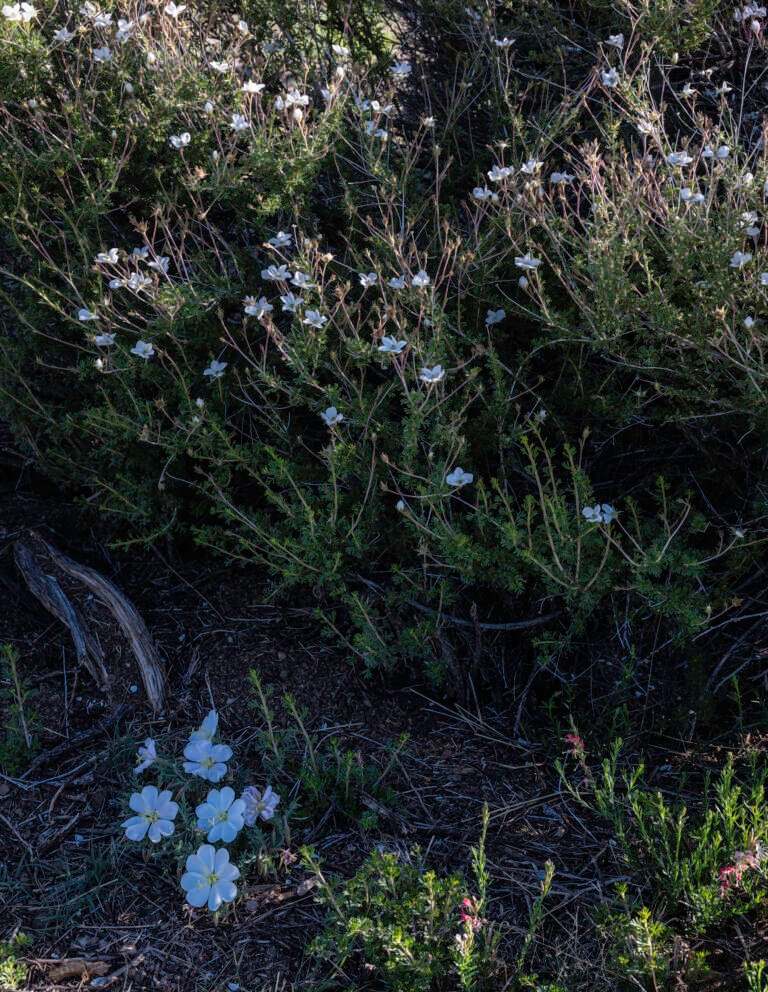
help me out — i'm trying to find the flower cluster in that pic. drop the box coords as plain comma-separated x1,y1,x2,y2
719,838,764,898
122,710,281,914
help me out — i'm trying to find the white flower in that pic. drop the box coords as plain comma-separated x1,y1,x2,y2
93,46,112,63
419,364,444,384
364,120,387,139
94,332,116,347
389,274,406,289
291,271,313,288
485,308,505,325
515,252,541,270
605,33,624,47
472,186,499,202
378,336,406,354
237,18,248,32
52,25,75,41
550,171,575,184
170,132,191,149
332,43,350,57
667,151,693,167
163,1,186,16
135,738,157,773
78,308,99,321
242,80,265,94
189,709,218,744
761,272,768,286
744,315,756,328
183,739,233,782
487,164,512,182
320,406,343,426
680,187,705,204
130,340,155,359
715,145,730,159
230,113,249,132
601,68,619,88
736,172,755,188
494,36,514,47
268,230,292,248
116,18,134,43
412,269,430,288
130,247,150,260
209,60,230,73
391,60,412,76
446,467,473,487
637,119,654,136
275,91,309,110
262,263,290,281
148,256,170,273
196,786,246,843
203,100,214,114
730,251,753,269
520,159,543,174
242,785,280,824
518,276,529,288
681,82,697,97
126,272,153,292
2,2,36,20
181,844,240,912
303,309,327,328
203,359,227,379
582,503,616,525
280,292,302,312
715,81,733,96
359,271,378,287
244,295,273,318
96,248,119,264
122,786,178,842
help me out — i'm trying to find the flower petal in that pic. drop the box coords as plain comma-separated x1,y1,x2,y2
217,861,240,882
182,879,209,907
197,844,216,872
129,792,149,814
123,817,149,841
213,879,237,903
156,799,178,819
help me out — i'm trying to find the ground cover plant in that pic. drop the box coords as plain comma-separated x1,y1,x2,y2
3,0,768,989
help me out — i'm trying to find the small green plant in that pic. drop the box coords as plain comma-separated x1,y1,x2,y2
745,960,768,992
0,644,38,774
304,806,552,990
304,835,497,992
559,740,768,927
249,669,407,827
601,899,710,991
0,934,31,992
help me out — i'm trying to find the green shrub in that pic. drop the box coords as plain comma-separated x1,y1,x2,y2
0,0,764,680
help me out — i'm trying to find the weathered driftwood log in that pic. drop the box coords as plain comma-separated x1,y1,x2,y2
14,541,110,691
14,532,165,712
